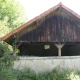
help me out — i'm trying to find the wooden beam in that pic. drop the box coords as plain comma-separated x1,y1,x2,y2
16,42,22,49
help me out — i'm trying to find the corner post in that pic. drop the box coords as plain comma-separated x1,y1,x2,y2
12,35,18,56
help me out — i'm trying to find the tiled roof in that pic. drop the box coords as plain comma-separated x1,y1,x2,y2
0,2,80,41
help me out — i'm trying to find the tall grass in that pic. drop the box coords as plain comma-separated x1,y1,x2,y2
7,67,79,80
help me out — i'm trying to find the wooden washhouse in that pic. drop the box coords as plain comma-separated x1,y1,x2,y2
1,2,80,56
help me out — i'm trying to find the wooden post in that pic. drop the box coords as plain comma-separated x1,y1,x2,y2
54,43,65,56
58,47,61,56
13,42,22,56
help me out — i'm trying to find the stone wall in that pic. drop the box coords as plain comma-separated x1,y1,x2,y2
13,56,80,72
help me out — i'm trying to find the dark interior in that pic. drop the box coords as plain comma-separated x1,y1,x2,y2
62,43,80,56
18,43,80,56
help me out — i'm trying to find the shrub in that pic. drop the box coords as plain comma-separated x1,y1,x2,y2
0,41,18,80
15,67,80,80
0,41,17,68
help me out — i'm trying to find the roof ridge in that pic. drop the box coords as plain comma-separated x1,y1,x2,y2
59,2,63,6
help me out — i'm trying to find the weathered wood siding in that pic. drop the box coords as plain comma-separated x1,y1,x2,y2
20,15,80,42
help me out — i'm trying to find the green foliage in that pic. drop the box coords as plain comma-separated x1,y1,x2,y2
0,68,17,80
0,41,17,68
0,41,18,80
12,68,80,80
0,0,27,29
0,20,9,37
0,41,11,57
0,0,27,37
17,68,37,80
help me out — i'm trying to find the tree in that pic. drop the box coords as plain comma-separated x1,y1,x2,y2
0,20,9,37
0,0,27,37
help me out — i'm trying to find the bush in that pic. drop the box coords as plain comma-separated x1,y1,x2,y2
14,68,80,80
0,68,17,80
0,41,17,68
0,41,17,80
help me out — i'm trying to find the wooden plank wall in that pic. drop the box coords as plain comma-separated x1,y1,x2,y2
20,15,80,42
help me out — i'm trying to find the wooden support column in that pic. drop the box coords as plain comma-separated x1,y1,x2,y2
13,42,22,56
13,35,17,56
54,43,65,56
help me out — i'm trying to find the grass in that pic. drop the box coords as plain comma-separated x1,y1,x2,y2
1,67,79,80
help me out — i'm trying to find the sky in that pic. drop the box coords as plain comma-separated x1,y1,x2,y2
17,0,80,21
